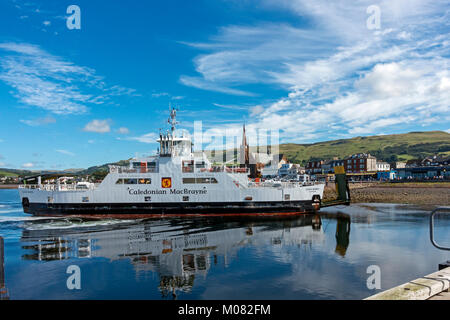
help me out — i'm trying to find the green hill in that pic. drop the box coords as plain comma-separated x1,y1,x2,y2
1,131,449,177
77,159,131,175
277,131,450,165
0,170,19,177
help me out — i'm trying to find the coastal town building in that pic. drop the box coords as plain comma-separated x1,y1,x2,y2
322,159,345,174
420,155,450,166
376,161,390,172
278,163,293,176
306,160,324,174
393,162,406,169
345,153,377,173
239,124,289,177
396,165,450,180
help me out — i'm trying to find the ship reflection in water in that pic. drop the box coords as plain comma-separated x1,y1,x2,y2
0,236,9,300
2,199,449,300
19,214,341,299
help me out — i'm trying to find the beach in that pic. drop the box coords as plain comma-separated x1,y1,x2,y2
324,182,450,206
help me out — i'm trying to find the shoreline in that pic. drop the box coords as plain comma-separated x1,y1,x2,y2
324,181,450,206
0,184,18,189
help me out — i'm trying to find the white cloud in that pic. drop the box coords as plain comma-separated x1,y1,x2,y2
250,105,264,117
21,162,34,168
83,119,111,133
0,42,138,115
20,116,56,126
43,21,51,26
151,92,169,98
180,75,255,96
55,149,75,156
122,132,158,144
181,0,450,141
117,127,130,134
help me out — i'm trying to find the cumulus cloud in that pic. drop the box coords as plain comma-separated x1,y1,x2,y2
21,162,34,168
83,119,111,133
117,127,130,134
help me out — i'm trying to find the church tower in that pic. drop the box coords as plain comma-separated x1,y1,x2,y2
240,124,249,165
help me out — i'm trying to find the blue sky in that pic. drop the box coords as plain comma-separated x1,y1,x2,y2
0,0,449,170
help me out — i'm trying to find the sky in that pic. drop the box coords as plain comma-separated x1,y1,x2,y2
0,0,449,170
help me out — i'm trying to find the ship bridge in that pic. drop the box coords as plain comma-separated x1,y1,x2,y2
157,129,193,158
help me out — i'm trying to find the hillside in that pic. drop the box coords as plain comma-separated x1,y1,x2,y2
1,131,449,177
77,159,131,175
277,131,450,165
0,170,19,177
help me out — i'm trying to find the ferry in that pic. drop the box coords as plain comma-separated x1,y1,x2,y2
18,109,325,217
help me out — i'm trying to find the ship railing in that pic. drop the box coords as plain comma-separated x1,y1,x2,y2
247,181,321,188
197,166,249,174
19,183,99,191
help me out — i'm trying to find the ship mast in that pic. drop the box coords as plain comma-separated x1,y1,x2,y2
168,106,178,133
159,106,179,157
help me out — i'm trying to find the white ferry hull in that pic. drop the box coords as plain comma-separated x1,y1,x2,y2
19,177,324,217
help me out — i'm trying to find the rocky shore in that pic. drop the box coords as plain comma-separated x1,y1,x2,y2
324,182,450,206
0,184,18,189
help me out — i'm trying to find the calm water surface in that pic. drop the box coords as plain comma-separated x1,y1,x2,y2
0,189,448,300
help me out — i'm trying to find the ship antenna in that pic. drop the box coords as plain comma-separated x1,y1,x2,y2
168,106,178,133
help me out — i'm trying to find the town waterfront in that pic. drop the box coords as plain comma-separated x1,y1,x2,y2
0,188,448,300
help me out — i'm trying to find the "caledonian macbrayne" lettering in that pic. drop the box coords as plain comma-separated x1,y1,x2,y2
128,188,207,195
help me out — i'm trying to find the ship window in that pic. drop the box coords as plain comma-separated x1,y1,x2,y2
196,177,218,184
116,179,124,184
138,178,151,184
182,160,194,173
195,161,206,168
183,178,196,184
132,162,141,168
183,196,189,201
182,177,218,184
147,162,156,167
124,178,138,184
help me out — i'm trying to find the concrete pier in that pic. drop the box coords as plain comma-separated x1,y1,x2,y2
365,267,450,300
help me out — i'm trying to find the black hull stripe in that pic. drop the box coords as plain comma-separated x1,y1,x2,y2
23,201,318,215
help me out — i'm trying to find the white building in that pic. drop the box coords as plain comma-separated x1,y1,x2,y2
376,161,390,172
279,163,293,176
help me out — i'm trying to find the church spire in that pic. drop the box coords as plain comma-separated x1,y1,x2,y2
240,123,249,165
